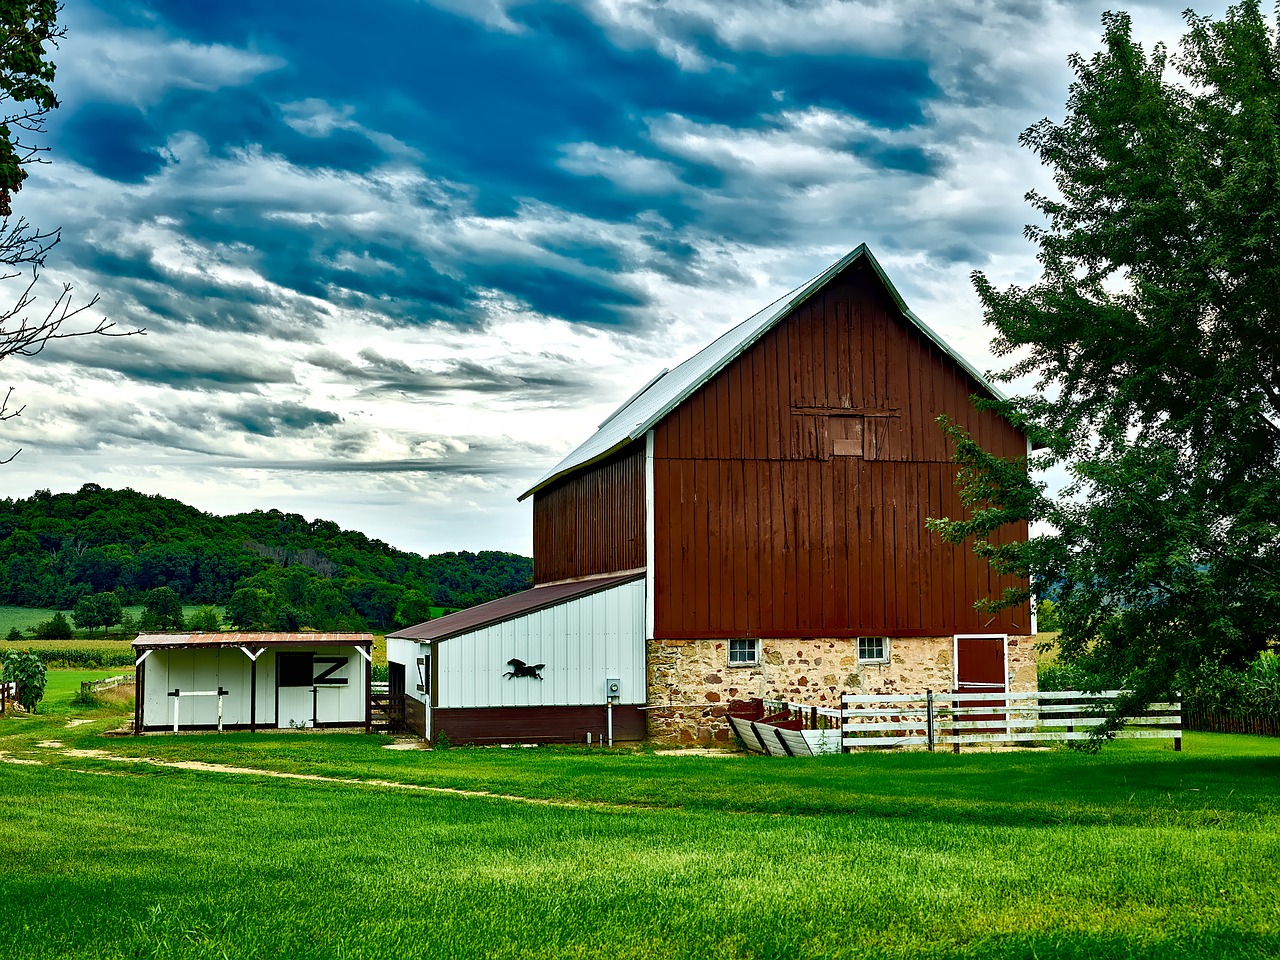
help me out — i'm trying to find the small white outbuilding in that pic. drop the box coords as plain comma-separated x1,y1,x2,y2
386,572,646,745
132,632,374,733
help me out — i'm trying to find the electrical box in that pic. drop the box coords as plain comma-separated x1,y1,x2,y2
605,678,621,700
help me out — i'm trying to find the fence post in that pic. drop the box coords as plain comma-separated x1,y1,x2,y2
952,689,961,754
926,689,935,752
840,692,848,754
1175,691,1182,753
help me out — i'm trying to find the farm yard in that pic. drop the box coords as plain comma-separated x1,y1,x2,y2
1,672,1278,959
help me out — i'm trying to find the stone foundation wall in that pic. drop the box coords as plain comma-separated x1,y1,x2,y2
646,635,1037,745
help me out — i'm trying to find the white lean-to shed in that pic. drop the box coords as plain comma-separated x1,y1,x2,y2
132,632,374,733
386,572,645,744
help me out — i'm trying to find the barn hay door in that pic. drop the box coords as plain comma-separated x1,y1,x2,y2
953,635,1008,749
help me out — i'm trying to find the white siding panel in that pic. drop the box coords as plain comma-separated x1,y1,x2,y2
438,579,646,708
386,638,427,704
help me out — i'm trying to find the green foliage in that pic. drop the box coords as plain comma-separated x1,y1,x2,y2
141,586,183,631
395,589,434,628
71,591,122,634
27,647,136,669
1035,598,1059,632
186,605,221,632
226,587,272,630
0,484,532,632
1182,652,1280,722
934,4,1280,727
0,1,60,216
5,625,20,641
1036,659,1103,693
1,647,45,710
33,610,71,640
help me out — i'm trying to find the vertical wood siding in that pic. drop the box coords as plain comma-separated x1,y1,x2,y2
533,443,646,584
652,259,1031,638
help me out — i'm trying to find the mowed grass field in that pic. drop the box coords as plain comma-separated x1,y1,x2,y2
1,674,1277,959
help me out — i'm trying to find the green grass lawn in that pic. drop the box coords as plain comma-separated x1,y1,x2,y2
1,672,1277,959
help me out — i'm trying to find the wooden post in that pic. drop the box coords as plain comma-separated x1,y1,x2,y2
840,691,848,754
249,657,257,733
1175,692,1182,753
953,689,961,754
926,689,934,752
365,643,373,735
133,652,144,735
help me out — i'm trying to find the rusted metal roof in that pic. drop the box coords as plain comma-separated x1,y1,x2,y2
388,571,644,643
132,632,374,649
519,244,1010,500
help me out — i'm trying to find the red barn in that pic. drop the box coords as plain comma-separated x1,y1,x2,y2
390,245,1034,745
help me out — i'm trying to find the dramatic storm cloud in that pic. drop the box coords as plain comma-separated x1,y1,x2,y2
0,0,1223,553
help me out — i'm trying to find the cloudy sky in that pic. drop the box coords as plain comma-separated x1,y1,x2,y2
0,0,1224,556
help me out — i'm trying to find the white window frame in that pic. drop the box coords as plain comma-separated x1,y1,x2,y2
728,637,760,667
857,636,890,664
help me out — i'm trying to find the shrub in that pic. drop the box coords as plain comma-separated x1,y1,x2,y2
5,626,22,642
187,606,222,632
1036,659,1104,692
34,612,73,640
1036,599,1060,632
2,649,47,711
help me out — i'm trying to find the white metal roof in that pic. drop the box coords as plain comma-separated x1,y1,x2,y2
518,244,1007,500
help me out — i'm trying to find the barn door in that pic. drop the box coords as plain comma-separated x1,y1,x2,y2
954,635,1008,741
276,652,314,728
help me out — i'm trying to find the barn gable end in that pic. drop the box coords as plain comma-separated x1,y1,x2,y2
651,255,1031,640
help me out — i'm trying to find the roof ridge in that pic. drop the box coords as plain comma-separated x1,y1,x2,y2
518,245,1005,500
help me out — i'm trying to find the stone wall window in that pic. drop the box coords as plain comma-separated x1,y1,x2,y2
728,637,759,666
857,636,889,664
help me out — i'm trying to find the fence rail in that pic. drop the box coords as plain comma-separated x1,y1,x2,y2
80,675,133,696
837,690,1182,752
0,679,18,712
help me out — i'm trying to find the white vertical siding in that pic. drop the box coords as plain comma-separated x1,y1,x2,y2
437,578,645,708
387,637,429,704
141,646,367,728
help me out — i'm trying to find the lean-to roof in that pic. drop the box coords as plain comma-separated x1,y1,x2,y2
518,244,1007,501
132,632,374,649
388,570,644,643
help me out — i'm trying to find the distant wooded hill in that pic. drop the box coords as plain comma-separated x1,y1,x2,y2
0,484,532,632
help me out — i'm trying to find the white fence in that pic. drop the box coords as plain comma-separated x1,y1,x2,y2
839,690,1182,751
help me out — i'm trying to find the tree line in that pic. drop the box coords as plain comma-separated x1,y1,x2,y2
0,484,532,632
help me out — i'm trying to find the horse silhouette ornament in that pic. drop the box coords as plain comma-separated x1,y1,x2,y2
504,658,545,680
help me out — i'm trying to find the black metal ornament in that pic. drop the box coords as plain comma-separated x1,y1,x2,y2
504,658,545,680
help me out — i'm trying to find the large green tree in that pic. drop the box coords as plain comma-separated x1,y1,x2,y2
934,2,1280,726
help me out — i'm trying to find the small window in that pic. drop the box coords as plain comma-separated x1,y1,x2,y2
278,652,314,687
415,657,427,693
728,638,759,666
858,637,889,664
